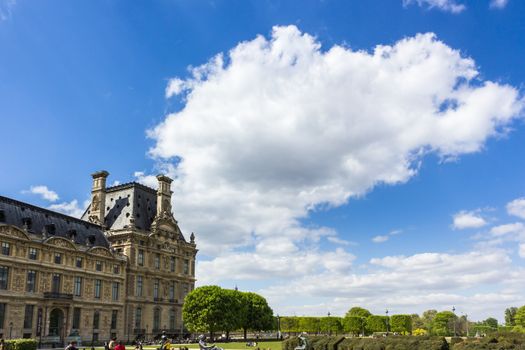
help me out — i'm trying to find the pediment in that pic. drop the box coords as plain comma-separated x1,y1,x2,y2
88,246,113,257
0,225,31,241
44,237,77,250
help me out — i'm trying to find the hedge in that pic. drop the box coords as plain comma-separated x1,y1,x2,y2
452,332,525,349
5,339,38,350
285,335,449,350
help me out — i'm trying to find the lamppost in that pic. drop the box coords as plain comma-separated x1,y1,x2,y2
9,322,13,339
327,312,331,335
146,324,149,341
276,314,281,340
464,314,469,337
385,310,389,334
452,307,456,336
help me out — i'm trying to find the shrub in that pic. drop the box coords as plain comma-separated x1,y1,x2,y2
5,339,38,350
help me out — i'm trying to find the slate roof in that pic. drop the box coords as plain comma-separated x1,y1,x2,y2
81,182,187,241
0,195,109,248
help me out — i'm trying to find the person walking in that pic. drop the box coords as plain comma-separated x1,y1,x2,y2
108,337,117,350
115,341,125,350
65,341,78,350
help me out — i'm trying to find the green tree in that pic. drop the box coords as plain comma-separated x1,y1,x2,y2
515,306,525,328
433,311,457,336
221,288,246,340
366,315,388,333
346,307,372,319
280,317,300,333
411,314,424,330
505,307,518,326
319,317,343,335
182,285,228,339
240,292,274,340
299,317,320,333
343,316,365,336
390,315,412,334
483,317,498,329
422,310,437,333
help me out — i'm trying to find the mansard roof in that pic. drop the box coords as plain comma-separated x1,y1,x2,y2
81,182,187,241
0,195,109,248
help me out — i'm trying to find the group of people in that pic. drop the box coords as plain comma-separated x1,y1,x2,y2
65,337,128,350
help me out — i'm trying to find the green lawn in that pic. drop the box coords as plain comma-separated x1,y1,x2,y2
141,342,282,350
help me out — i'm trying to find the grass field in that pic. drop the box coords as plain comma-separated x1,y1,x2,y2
141,342,282,350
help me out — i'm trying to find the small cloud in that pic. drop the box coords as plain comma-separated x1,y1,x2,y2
507,198,525,219
389,229,403,236
372,235,389,243
490,222,525,236
452,210,487,229
48,199,88,218
519,243,525,258
402,0,466,13
110,180,121,187
23,185,59,202
327,236,356,246
490,0,508,9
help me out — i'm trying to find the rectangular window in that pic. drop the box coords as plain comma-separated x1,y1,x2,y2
169,282,175,300
134,307,142,329
0,303,5,329
170,257,176,272
72,308,81,329
74,277,82,297
54,253,62,264
76,257,83,268
23,305,34,329
111,310,118,329
1,242,10,256
154,254,160,269
51,273,61,293
183,283,189,296
28,247,38,260
138,250,144,266
183,259,189,275
112,282,119,301
94,279,101,299
153,279,159,299
136,276,143,297
169,309,176,330
95,260,102,271
0,266,8,290
93,311,100,329
113,264,120,274
26,270,37,293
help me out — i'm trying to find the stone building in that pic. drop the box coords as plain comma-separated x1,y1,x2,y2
0,171,197,345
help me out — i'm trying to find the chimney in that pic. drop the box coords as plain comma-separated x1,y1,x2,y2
156,174,173,216
89,170,109,225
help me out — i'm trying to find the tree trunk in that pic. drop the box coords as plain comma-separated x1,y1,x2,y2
244,328,247,341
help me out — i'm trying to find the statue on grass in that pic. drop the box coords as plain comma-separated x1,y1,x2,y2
198,335,223,350
295,332,309,350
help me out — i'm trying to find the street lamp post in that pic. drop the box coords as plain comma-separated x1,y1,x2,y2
146,324,149,342
465,314,469,337
276,315,281,340
9,322,13,339
327,312,331,335
385,310,389,334
452,307,456,336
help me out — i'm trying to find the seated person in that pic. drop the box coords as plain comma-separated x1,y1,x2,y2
198,335,216,350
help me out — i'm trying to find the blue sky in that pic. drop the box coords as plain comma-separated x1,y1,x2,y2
1,0,525,321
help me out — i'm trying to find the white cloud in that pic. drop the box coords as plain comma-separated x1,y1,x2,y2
453,210,487,229
326,236,356,246
48,199,88,218
520,243,525,258
144,26,524,320
490,0,508,9
402,0,466,13
23,185,59,202
372,235,389,243
507,198,525,219
150,26,523,257
490,222,525,236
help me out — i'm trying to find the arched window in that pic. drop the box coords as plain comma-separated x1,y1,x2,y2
169,309,176,330
153,308,161,332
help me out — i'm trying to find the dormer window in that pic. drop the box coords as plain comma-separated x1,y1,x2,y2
45,224,56,235
68,229,77,241
22,217,32,230
0,210,5,223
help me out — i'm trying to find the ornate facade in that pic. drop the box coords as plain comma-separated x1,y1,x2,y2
0,171,197,345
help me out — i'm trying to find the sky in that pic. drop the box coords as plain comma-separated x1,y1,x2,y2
1,0,525,322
